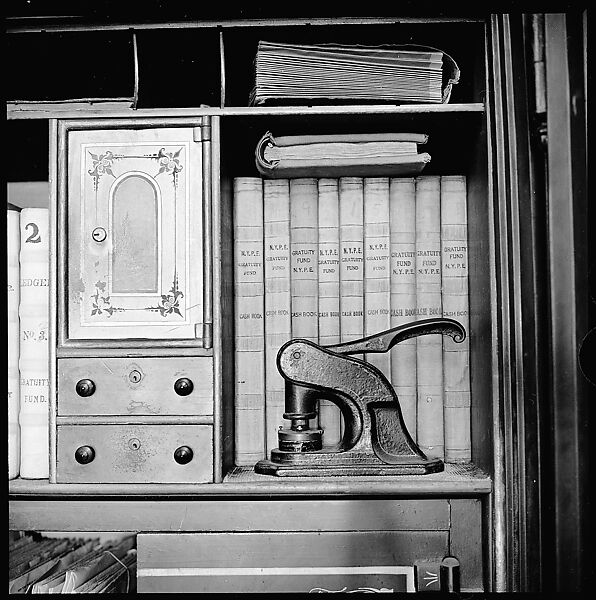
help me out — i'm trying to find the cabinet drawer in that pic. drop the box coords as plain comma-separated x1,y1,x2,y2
57,357,213,416
56,424,212,483
137,531,446,593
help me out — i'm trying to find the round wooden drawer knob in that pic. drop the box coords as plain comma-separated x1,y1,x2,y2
75,445,95,464
174,446,194,464
174,377,194,396
76,379,96,397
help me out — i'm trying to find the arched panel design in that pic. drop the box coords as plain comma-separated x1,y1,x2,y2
110,172,160,295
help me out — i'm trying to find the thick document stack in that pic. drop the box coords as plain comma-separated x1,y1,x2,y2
250,41,459,106
9,532,136,593
256,132,431,179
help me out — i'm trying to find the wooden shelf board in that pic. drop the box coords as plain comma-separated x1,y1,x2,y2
9,463,491,498
6,16,485,35
7,102,485,120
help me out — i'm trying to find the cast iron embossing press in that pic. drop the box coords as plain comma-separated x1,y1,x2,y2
255,318,466,477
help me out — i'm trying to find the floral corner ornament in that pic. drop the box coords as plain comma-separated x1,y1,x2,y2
88,151,117,191
90,280,124,316
155,147,184,189
146,275,184,317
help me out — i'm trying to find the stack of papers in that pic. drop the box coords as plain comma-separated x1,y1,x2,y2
250,41,459,106
8,532,137,594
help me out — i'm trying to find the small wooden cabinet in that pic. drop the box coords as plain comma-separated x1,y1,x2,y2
53,119,214,484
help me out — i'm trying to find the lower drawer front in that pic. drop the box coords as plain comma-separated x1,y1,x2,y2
56,424,212,483
137,531,447,593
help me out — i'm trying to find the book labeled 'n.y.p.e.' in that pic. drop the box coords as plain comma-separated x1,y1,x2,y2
363,177,392,381
339,177,365,360
317,178,342,446
441,175,472,463
415,176,444,460
389,178,418,441
233,177,266,466
263,178,292,454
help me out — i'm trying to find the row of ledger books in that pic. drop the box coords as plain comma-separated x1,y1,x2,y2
233,175,471,466
9,531,136,593
249,41,460,106
8,204,50,480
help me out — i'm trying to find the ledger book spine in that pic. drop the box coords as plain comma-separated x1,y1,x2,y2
8,204,21,479
233,177,265,465
290,178,319,430
317,178,342,446
389,178,418,441
363,177,391,380
339,177,364,360
415,176,444,460
263,179,291,455
18,207,50,479
441,175,472,463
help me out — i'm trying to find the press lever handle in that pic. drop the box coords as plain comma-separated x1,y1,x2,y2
323,317,466,356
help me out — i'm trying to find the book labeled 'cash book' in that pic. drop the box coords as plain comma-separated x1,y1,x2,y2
441,175,471,463
363,177,392,381
290,178,320,431
339,177,365,361
256,132,430,179
263,179,291,455
233,178,266,466
415,177,444,460
317,178,342,446
389,178,418,441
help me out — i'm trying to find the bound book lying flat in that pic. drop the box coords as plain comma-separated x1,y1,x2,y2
255,132,431,178
249,41,460,106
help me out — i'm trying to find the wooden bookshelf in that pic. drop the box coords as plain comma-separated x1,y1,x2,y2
7,10,590,594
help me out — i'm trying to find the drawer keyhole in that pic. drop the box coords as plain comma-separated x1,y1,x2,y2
129,370,142,384
128,438,141,451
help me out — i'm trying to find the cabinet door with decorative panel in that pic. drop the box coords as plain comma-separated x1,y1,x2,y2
64,126,205,342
